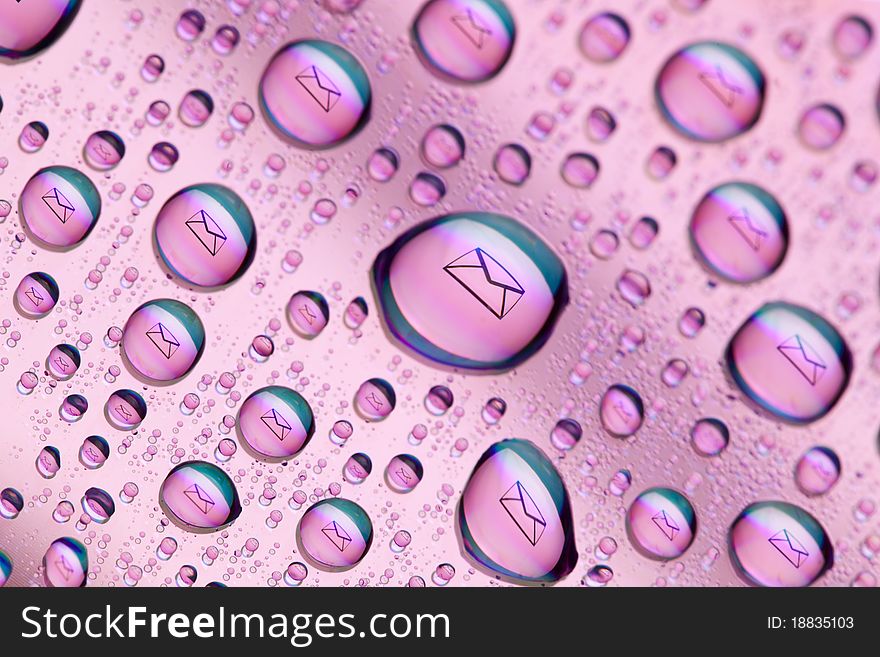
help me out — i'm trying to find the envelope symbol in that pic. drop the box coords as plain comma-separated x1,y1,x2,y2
444,248,525,319
25,286,44,307
451,8,492,49
395,468,412,483
261,408,291,441
299,305,316,325
84,447,99,461
146,323,180,359
185,210,227,256
777,335,826,385
115,404,132,420
728,208,767,251
322,521,351,551
366,392,383,411
56,555,74,581
184,483,215,514
769,529,809,568
613,400,632,422
698,65,742,107
500,481,546,546
652,510,679,541
42,187,75,224
296,65,341,113
53,356,69,372
93,142,113,162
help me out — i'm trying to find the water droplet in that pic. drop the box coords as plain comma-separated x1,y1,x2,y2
726,301,852,423
424,384,454,415
578,12,630,63
795,446,840,496
80,435,109,469
385,454,423,493
367,147,400,182
599,384,644,438
421,123,465,168
287,290,329,338
354,378,396,421
35,444,61,479
627,488,697,560
297,498,373,571
159,461,241,532
148,141,179,171
482,397,507,424
656,41,765,142
459,439,577,583
832,15,873,60
561,152,599,188
412,0,516,82
179,89,214,128
691,418,729,456
343,452,372,484
15,272,59,318
690,182,788,283
617,269,651,307
43,537,88,587
493,143,531,185
20,121,48,152
122,299,205,382
259,39,371,148
550,418,582,451
0,1,82,60
237,386,315,461
21,166,101,249
371,212,568,371
154,183,256,288
82,487,115,524
47,343,80,380
105,389,147,430
729,501,833,587
83,130,125,171
797,103,845,150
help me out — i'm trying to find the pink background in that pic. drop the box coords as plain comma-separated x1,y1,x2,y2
1,0,879,587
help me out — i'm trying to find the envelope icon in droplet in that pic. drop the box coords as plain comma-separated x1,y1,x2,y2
261,408,291,441
451,8,492,49
299,305,317,325
322,520,351,552
366,392,383,411
56,555,74,581
500,480,546,546
40,453,56,472
698,65,743,107
613,400,633,422
769,528,809,568
42,187,75,224
444,248,525,319
25,286,45,307
652,510,679,541
295,65,342,113
185,209,227,257
184,483,215,514
53,356,69,372
146,322,180,360
728,208,767,251
777,335,827,386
